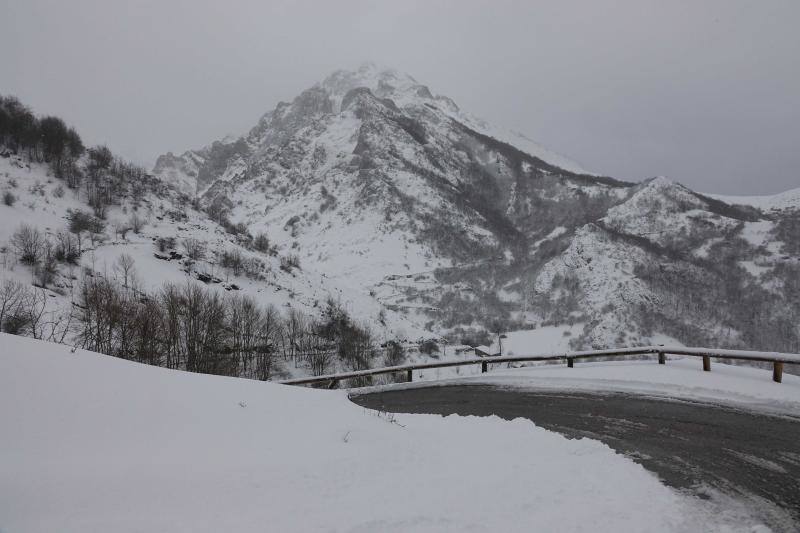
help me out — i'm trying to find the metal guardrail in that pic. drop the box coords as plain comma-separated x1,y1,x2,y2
280,345,800,388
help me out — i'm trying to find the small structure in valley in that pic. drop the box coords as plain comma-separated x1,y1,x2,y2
474,345,500,357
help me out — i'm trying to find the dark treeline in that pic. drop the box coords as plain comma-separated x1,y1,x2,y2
74,270,390,383
1,94,166,218
0,95,84,182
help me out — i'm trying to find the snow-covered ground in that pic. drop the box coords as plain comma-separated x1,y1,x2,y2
0,333,763,532
709,187,800,212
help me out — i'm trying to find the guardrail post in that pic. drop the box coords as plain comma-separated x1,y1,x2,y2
773,361,783,383
407,369,413,383
567,357,574,368
658,351,665,365
481,361,488,373
702,355,711,372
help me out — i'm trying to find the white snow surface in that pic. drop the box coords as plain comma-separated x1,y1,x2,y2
0,334,758,533
710,187,800,212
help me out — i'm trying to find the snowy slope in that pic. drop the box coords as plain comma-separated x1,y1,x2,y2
602,177,738,245
709,187,800,213
0,151,432,365
0,334,762,532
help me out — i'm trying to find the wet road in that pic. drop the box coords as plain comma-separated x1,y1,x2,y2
351,384,800,530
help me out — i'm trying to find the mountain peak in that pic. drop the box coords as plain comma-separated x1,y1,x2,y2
318,63,426,112
322,63,417,92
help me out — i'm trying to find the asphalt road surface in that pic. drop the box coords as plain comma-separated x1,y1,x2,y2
351,384,800,530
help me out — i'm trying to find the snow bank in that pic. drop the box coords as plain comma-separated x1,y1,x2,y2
0,334,745,532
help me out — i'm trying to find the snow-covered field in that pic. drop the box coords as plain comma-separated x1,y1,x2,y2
0,333,764,532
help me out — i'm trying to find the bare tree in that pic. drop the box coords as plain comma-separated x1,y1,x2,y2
113,254,137,290
111,219,130,240
34,240,57,287
22,287,48,339
11,224,44,264
255,303,280,380
54,230,80,264
159,283,183,369
128,212,144,234
181,238,206,261
0,278,26,331
284,308,307,367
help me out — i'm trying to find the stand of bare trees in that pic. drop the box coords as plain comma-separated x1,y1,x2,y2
76,275,284,380
0,95,84,181
71,275,392,382
0,279,74,342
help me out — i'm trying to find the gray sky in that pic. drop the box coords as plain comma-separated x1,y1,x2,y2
2,0,798,194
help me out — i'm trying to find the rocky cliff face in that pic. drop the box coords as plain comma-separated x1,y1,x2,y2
154,63,800,352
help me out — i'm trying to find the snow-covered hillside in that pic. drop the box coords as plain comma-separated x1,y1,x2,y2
0,333,762,532
0,150,438,382
0,153,404,331
153,63,625,288
710,187,800,213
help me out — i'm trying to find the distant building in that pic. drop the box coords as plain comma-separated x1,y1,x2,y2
474,345,500,357
453,345,475,356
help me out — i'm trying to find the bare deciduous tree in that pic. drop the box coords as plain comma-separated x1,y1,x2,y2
11,224,44,264
0,278,26,331
181,238,206,261
113,254,137,290
128,212,144,234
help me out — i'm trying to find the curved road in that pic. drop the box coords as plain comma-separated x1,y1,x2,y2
351,384,800,530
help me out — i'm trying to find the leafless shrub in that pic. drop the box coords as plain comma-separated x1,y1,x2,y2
280,254,300,272
0,279,27,331
54,230,80,264
220,248,244,276
181,238,206,261
11,224,44,264
253,232,271,253
156,236,176,252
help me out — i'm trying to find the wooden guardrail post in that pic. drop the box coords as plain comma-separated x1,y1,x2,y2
702,355,711,372
407,369,413,383
658,351,665,365
773,361,783,383
567,357,574,368
481,361,488,373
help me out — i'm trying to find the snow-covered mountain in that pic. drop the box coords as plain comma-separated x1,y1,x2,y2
152,63,800,353
2,63,797,364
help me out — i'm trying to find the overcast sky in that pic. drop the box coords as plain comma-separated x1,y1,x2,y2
2,0,798,194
